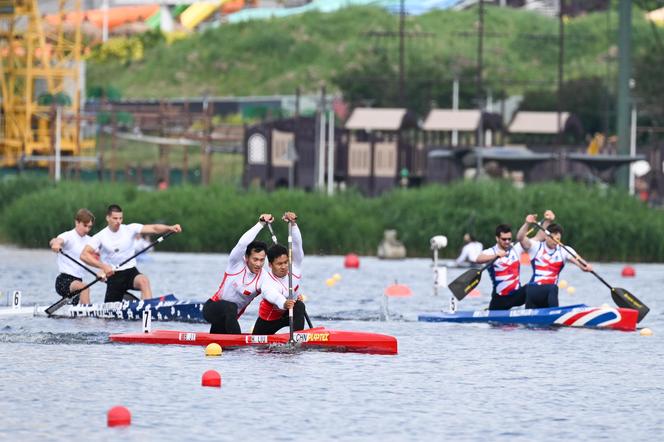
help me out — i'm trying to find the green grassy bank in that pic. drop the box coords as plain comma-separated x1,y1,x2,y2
1,178,662,261
86,5,654,99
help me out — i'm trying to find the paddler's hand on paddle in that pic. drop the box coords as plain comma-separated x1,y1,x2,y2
259,214,274,224
576,258,593,273
543,210,555,222
100,263,114,280
495,248,508,258
525,213,538,225
168,224,182,233
283,299,296,310
49,238,63,253
282,211,297,224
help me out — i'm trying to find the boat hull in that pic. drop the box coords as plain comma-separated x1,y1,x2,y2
0,295,205,322
418,304,638,331
110,327,398,355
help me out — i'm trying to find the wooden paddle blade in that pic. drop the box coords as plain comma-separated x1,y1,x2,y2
611,288,649,323
448,269,483,301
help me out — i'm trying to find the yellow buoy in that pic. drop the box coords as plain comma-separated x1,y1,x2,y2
558,280,569,289
566,286,576,295
640,328,653,336
332,273,342,282
205,342,222,357
325,278,336,287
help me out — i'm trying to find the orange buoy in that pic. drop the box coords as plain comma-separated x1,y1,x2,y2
202,370,222,388
621,266,635,277
344,253,360,269
107,406,131,427
384,284,412,297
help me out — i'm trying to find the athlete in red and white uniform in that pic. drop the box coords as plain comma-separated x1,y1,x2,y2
476,223,528,310
202,214,273,334
517,211,592,308
252,212,308,335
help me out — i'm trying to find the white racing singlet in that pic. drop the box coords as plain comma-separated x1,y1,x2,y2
258,224,303,321
209,222,266,317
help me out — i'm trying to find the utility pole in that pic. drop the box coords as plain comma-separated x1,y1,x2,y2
616,0,632,189
557,0,565,146
398,0,405,107
476,0,484,147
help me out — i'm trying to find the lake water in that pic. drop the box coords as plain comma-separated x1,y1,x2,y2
1,245,662,441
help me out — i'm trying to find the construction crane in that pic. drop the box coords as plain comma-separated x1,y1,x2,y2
0,0,94,168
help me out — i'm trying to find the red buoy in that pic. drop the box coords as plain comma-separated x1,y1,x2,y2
344,253,360,269
621,266,635,277
107,406,131,427
202,369,222,388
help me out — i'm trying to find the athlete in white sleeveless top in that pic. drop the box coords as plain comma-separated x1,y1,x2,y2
80,204,181,302
49,208,99,304
253,212,308,335
517,211,592,308
202,214,273,334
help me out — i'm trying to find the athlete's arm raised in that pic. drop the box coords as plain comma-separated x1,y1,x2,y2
228,214,273,265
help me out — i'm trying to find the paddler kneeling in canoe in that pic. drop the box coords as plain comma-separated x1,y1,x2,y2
517,211,593,309
203,214,273,334
252,211,309,335
476,223,529,310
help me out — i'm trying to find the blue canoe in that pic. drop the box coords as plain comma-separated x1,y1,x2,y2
418,304,638,331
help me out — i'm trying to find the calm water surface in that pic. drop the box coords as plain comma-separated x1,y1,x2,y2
1,245,663,441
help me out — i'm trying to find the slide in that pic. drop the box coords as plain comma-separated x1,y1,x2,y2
146,4,189,30
180,0,229,31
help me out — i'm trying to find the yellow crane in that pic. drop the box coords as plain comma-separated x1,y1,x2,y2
0,0,94,167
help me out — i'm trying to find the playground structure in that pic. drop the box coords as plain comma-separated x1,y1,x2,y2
0,0,94,167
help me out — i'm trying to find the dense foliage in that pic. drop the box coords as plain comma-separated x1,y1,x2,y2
1,178,663,261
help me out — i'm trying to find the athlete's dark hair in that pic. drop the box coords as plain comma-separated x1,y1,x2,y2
466,233,476,242
267,244,288,263
107,204,122,215
547,223,564,236
495,224,512,237
245,240,268,257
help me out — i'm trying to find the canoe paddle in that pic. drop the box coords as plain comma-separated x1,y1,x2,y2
448,255,500,301
45,231,176,316
59,250,139,302
287,221,295,343
266,222,313,329
531,222,650,322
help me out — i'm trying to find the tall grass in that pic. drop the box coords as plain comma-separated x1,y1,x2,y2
1,179,663,261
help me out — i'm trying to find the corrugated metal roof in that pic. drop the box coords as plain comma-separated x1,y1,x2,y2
422,109,481,131
508,111,570,134
345,108,407,131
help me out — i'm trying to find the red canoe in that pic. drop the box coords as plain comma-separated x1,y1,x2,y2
110,327,398,355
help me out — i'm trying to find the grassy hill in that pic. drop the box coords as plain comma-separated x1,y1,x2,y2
86,4,654,100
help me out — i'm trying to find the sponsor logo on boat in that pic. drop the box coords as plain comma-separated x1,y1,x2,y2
293,332,330,342
509,310,534,317
472,311,489,318
178,332,197,341
246,335,268,344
